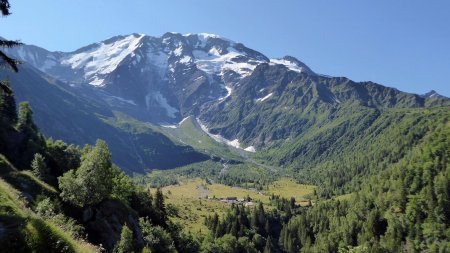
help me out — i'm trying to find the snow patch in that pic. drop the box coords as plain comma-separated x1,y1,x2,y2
179,55,192,64
270,59,303,73
244,146,256,152
192,47,262,79
160,116,190,129
197,33,222,40
224,139,241,149
107,95,137,105
89,78,104,86
179,116,190,125
193,76,205,81
255,93,273,102
228,139,241,149
218,86,232,101
174,46,183,56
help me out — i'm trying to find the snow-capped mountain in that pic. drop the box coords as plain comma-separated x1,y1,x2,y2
3,32,449,169
6,32,314,123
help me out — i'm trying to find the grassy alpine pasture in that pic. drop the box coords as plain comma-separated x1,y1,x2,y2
158,116,243,161
154,177,315,234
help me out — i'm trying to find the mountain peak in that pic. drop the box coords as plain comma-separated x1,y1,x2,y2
184,33,233,42
423,90,446,99
270,56,315,75
62,33,146,86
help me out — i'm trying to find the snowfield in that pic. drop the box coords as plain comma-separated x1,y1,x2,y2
62,34,145,86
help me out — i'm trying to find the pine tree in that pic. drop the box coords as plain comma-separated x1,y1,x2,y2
114,223,134,253
264,220,270,236
153,188,166,226
0,0,21,74
15,102,45,169
0,0,10,15
154,188,165,211
31,153,49,180
263,236,273,253
17,102,37,133
211,213,219,233
0,80,17,126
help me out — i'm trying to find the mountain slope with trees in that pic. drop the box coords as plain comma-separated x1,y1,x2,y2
0,63,209,173
200,63,450,195
199,117,449,252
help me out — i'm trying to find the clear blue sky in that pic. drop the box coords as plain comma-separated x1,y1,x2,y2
2,0,449,96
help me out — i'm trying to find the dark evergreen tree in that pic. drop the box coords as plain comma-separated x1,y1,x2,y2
153,188,167,226
0,0,21,109
17,102,38,133
14,102,45,169
114,223,134,253
0,0,21,75
263,236,273,253
0,80,16,126
31,153,49,180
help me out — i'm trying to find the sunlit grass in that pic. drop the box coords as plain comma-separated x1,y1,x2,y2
267,178,315,202
158,116,242,160
155,177,316,233
0,177,99,252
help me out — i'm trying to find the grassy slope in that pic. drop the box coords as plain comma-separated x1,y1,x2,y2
0,155,98,253
155,178,315,234
158,116,243,161
100,112,210,172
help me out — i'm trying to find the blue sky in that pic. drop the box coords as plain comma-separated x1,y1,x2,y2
2,0,449,96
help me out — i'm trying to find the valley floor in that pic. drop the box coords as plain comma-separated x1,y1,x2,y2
152,178,315,233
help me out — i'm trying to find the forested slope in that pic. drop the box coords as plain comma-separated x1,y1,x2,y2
200,117,449,253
